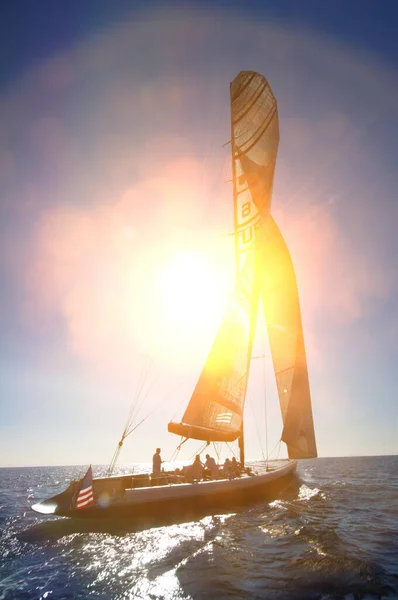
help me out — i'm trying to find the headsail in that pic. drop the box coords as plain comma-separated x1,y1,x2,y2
258,217,317,459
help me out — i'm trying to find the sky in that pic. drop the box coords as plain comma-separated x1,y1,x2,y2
1,1,397,467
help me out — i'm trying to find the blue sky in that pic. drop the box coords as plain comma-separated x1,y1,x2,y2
1,1,397,466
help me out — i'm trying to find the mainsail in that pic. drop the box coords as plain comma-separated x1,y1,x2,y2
168,254,259,443
259,217,317,459
168,72,279,444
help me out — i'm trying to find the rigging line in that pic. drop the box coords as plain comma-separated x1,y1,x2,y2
199,125,215,206
108,388,173,475
198,96,230,230
126,375,158,435
276,440,281,460
188,442,209,461
168,379,192,422
168,370,205,423
225,442,238,459
123,415,149,439
212,442,221,463
262,332,269,465
169,449,179,464
267,439,282,461
215,152,232,210
124,389,169,439
123,361,150,435
129,359,149,417
107,446,121,476
203,148,230,235
176,437,189,452
248,390,266,462
128,357,152,425
168,438,184,464
108,361,152,474
214,95,230,172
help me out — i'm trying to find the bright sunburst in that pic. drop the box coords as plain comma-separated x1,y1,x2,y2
158,250,228,335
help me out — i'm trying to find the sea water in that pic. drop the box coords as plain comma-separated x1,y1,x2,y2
0,456,397,599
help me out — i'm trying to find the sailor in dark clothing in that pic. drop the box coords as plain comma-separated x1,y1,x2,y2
186,455,204,482
223,457,232,478
230,456,241,477
205,454,219,479
152,447,162,476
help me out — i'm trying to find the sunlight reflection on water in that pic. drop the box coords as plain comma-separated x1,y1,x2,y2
76,515,234,599
298,483,324,501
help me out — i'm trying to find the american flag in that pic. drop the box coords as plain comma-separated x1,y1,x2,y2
75,466,94,510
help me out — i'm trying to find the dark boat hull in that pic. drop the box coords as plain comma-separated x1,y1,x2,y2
32,461,297,522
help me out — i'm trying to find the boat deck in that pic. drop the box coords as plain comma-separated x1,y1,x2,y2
32,461,296,519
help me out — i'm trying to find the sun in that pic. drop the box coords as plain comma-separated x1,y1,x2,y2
158,249,229,336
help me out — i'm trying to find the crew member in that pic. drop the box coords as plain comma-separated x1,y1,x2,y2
187,455,204,482
205,454,219,479
152,447,162,476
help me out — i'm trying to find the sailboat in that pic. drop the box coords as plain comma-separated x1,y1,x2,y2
32,71,317,520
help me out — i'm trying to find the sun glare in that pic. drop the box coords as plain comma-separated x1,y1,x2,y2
158,250,228,336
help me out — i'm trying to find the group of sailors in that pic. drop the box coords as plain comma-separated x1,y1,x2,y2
152,448,243,483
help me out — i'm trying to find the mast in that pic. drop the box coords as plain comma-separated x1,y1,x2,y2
230,81,244,465
238,425,244,466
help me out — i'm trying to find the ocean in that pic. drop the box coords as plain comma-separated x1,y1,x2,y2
0,456,397,599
